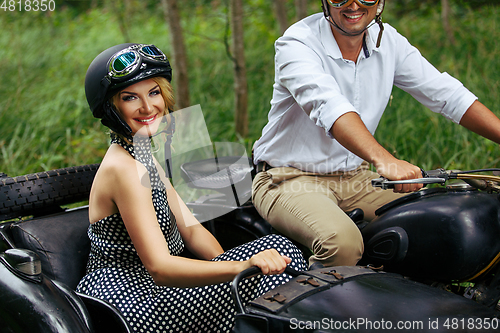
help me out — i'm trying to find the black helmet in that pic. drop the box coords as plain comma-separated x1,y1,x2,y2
85,43,172,137
321,0,386,47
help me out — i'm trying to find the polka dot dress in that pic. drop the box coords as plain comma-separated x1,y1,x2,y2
76,133,307,333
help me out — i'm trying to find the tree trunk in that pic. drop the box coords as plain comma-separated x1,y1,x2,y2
441,0,456,46
295,0,307,21
161,0,191,110
273,0,289,35
109,0,131,42
230,0,248,138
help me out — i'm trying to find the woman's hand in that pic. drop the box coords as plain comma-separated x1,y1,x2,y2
244,249,291,275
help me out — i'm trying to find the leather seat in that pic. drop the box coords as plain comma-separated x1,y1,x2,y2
9,206,91,290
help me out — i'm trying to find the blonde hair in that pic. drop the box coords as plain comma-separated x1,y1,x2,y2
151,76,175,114
110,77,176,139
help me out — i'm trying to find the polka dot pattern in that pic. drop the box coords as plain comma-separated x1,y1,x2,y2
76,133,307,332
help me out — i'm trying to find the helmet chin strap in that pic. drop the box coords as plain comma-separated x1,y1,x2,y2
102,101,134,140
146,110,176,179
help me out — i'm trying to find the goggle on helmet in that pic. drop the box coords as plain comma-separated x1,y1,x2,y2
106,44,168,81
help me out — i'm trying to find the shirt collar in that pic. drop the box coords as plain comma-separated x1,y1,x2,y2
319,16,381,60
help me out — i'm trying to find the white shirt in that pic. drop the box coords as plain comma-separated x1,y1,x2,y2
253,13,477,173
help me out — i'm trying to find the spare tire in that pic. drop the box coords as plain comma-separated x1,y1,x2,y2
0,164,99,221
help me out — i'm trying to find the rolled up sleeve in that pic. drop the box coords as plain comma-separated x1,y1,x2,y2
394,36,477,124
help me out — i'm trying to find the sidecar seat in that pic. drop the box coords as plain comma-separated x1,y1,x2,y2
7,206,91,290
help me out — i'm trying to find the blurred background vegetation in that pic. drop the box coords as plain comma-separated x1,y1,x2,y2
0,0,499,177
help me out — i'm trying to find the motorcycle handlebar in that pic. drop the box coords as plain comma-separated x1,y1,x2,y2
372,168,500,190
371,177,446,189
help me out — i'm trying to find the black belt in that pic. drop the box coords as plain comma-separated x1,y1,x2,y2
255,161,274,173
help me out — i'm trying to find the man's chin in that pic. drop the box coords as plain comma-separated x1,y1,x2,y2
337,26,366,36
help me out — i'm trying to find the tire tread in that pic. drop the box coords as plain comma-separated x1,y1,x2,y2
0,164,99,221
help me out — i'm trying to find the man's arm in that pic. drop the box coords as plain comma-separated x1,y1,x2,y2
459,100,500,144
331,111,423,193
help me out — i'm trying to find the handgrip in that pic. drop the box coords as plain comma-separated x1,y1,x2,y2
230,266,302,314
371,177,446,190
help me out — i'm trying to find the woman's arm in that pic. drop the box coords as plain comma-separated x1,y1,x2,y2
145,248,290,288
112,157,290,288
151,157,224,260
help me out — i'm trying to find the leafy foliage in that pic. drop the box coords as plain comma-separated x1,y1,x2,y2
389,0,498,16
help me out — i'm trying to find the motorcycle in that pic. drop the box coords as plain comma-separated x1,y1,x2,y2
181,158,500,332
232,168,500,332
184,158,500,306
0,158,499,332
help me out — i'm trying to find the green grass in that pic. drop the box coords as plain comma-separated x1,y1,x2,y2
0,3,499,177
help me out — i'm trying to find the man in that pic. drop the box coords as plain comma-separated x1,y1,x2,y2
252,0,500,267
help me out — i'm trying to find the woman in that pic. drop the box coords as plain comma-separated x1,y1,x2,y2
76,43,306,333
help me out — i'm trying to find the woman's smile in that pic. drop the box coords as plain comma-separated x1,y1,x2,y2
134,114,158,125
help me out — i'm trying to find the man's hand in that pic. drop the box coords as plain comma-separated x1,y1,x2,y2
375,158,424,193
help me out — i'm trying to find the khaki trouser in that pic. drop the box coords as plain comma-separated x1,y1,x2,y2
251,162,405,267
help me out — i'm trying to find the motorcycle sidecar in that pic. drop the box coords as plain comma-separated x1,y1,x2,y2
0,159,277,332
0,158,295,332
